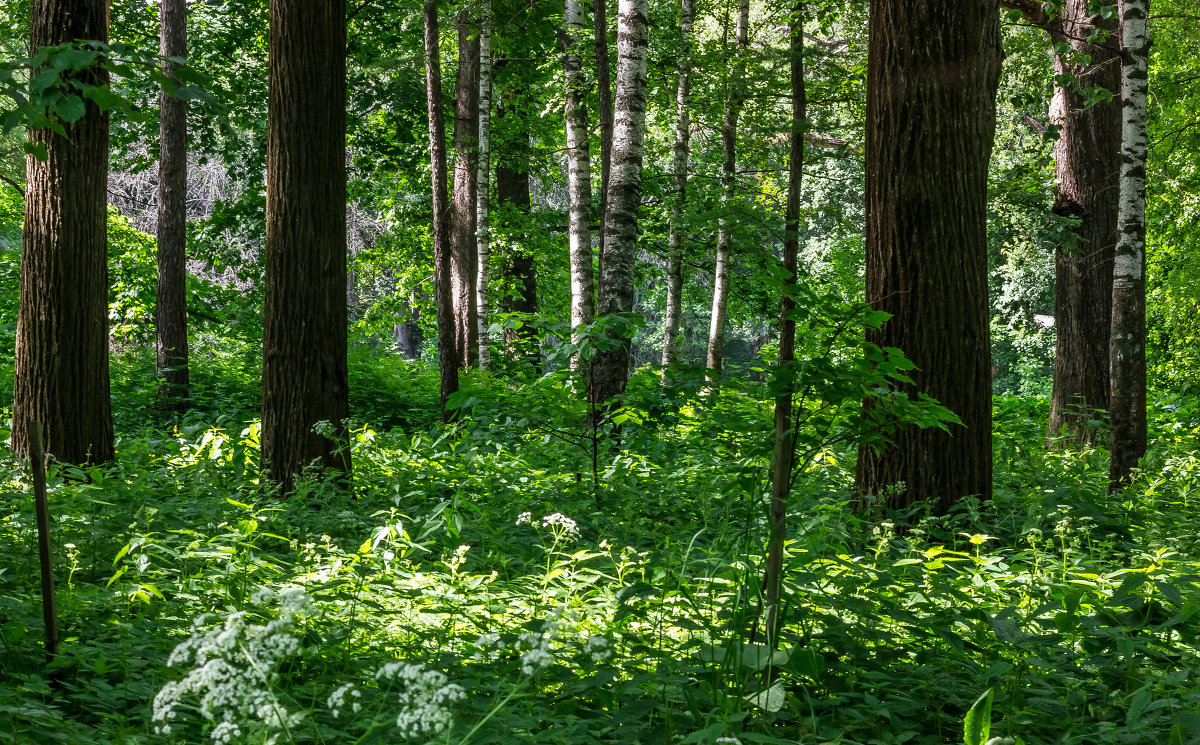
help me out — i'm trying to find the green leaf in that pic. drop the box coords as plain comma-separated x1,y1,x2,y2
744,681,786,712
56,95,85,124
82,87,127,112
964,688,993,745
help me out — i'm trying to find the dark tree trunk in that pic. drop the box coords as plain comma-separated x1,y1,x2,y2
1046,0,1122,443
156,0,189,411
476,0,493,369
660,0,692,377
594,0,614,272
450,15,480,369
12,0,114,465
497,161,539,365
763,2,804,650
854,0,1001,513
424,0,460,421
1109,0,1149,489
588,0,649,414
261,0,350,493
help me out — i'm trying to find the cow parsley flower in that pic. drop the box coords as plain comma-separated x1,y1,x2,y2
327,683,362,719
376,662,465,739
542,513,580,540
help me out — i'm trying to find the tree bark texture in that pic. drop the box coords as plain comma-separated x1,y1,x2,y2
1109,0,1149,489
565,0,595,349
424,0,461,420
594,0,614,267
588,0,649,411
854,0,1001,513
705,0,748,383
451,16,480,369
763,4,804,649
261,0,350,492
1046,0,1122,442
476,0,493,370
156,0,189,411
661,0,693,376
12,0,114,464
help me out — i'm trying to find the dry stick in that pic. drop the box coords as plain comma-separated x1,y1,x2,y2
29,420,59,660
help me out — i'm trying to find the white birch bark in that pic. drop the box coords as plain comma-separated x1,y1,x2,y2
1109,0,1149,489
660,0,693,377
565,0,594,354
476,0,493,370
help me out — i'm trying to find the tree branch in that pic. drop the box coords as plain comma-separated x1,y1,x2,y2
0,174,24,197
999,0,1051,31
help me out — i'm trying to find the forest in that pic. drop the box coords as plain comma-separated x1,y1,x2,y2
1,0,1199,742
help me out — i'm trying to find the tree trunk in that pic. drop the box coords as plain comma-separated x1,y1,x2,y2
565,0,594,357
594,0,614,268
763,2,804,651
261,0,350,493
1046,0,1122,443
853,0,1001,513
1109,0,1149,490
661,0,693,377
156,0,189,411
424,0,460,420
12,0,114,465
588,0,649,414
476,0,493,370
450,15,479,369
705,0,748,384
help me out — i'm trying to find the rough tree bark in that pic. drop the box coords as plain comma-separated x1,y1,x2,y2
156,0,189,411
854,0,1001,513
660,0,693,377
476,0,493,369
588,0,649,414
424,0,461,420
705,0,749,383
450,15,480,369
1109,0,1149,489
565,0,595,357
763,3,804,650
12,0,114,464
261,0,350,492
594,0,614,266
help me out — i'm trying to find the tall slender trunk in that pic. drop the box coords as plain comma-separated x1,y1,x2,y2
1109,0,1149,489
476,0,493,369
661,0,693,377
424,0,460,421
762,2,804,651
12,0,113,464
594,0,615,272
450,15,480,369
565,0,594,357
261,0,350,493
588,0,649,415
853,0,1001,513
705,0,748,383
156,0,189,411
1047,1,1122,443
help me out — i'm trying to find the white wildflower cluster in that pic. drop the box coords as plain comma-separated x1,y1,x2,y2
516,621,560,675
715,737,743,745
447,544,471,573
470,632,504,662
515,511,534,526
541,513,580,540
326,683,362,719
152,586,309,744
583,635,612,664
376,662,466,739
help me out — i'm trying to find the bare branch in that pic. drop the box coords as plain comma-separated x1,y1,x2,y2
1,174,24,197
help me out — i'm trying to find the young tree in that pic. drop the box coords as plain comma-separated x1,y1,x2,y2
476,0,493,370
564,0,595,355
261,0,351,491
1109,0,1150,489
424,0,461,419
156,0,189,410
12,0,114,464
450,14,480,369
660,0,693,376
1003,0,1122,443
705,0,749,383
589,0,649,413
854,0,1001,512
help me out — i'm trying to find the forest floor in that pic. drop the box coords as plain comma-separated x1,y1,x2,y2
1,343,1199,745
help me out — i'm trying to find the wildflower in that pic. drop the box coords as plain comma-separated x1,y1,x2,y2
516,511,533,526
327,684,362,719
584,635,612,663
516,621,559,675
716,738,742,745
542,512,580,540
471,632,504,662
376,662,466,739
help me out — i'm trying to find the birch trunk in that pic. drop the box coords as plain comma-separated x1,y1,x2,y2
424,0,461,421
156,0,189,411
661,0,693,378
1109,0,1149,490
705,0,749,384
476,0,493,369
450,15,480,368
594,0,615,268
565,0,594,355
588,0,649,415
